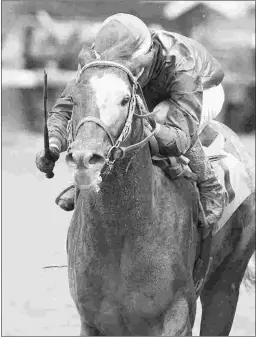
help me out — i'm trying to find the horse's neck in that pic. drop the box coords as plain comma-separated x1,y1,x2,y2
102,144,153,220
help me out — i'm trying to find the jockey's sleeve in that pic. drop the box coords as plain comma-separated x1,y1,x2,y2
153,72,203,157
47,80,75,152
200,53,224,90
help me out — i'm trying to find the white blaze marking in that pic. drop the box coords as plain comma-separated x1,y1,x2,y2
90,74,130,127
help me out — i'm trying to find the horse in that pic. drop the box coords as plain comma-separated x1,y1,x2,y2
64,50,255,336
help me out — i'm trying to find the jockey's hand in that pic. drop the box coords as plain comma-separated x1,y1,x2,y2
35,147,60,174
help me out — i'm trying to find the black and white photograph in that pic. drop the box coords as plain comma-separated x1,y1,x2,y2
2,1,255,335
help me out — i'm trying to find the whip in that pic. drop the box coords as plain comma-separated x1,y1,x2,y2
43,70,54,179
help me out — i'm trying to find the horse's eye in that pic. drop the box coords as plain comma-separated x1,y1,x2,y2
120,97,130,107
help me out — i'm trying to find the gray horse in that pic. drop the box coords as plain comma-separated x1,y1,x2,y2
65,52,255,336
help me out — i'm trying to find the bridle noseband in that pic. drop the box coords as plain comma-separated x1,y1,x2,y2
68,60,156,175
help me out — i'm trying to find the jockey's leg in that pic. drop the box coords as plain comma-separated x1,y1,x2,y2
55,185,75,211
186,137,226,235
185,83,226,234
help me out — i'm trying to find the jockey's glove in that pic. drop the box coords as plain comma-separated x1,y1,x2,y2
35,147,60,174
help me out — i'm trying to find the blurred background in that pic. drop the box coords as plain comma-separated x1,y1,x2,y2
2,1,255,336
2,0,255,133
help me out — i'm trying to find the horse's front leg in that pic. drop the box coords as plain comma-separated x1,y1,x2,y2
161,292,196,336
80,321,104,336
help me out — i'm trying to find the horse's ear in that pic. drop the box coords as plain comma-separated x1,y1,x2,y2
127,48,155,80
77,45,94,68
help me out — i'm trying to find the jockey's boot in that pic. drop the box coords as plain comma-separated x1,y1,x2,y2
55,185,75,211
186,137,227,237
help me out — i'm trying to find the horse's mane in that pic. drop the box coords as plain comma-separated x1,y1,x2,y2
78,39,137,68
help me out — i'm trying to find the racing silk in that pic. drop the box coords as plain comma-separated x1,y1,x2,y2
47,30,224,155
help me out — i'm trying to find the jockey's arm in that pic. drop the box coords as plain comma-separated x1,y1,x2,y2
47,79,76,152
153,72,203,157
200,52,224,90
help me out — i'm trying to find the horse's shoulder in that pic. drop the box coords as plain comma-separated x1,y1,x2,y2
152,164,197,205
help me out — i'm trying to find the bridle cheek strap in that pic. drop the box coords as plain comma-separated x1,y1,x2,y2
114,85,137,148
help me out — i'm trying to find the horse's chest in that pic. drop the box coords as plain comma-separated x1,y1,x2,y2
75,257,172,335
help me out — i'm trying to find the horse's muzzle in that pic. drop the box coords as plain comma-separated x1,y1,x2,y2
66,149,105,168
66,150,106,189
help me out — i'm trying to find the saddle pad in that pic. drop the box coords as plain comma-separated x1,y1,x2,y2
203,133,252,235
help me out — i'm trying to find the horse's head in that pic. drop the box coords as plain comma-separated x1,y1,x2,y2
66,48,155,190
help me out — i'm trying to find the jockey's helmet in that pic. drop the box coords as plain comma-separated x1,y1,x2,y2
95,13,152,59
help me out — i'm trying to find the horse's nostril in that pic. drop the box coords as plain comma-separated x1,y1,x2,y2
66,152,76,167
88,154,105,165
66,150,105,167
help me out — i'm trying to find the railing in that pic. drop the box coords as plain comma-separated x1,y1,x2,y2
2,67,255,90
2,68,77,88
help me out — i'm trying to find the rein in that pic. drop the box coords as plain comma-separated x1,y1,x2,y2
69,60,157,175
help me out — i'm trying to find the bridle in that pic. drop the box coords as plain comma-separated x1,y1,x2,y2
68,60,156,175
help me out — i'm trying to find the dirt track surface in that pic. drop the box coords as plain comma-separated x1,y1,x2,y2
2,131,255,336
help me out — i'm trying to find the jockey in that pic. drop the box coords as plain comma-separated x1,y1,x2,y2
36,13,226,232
